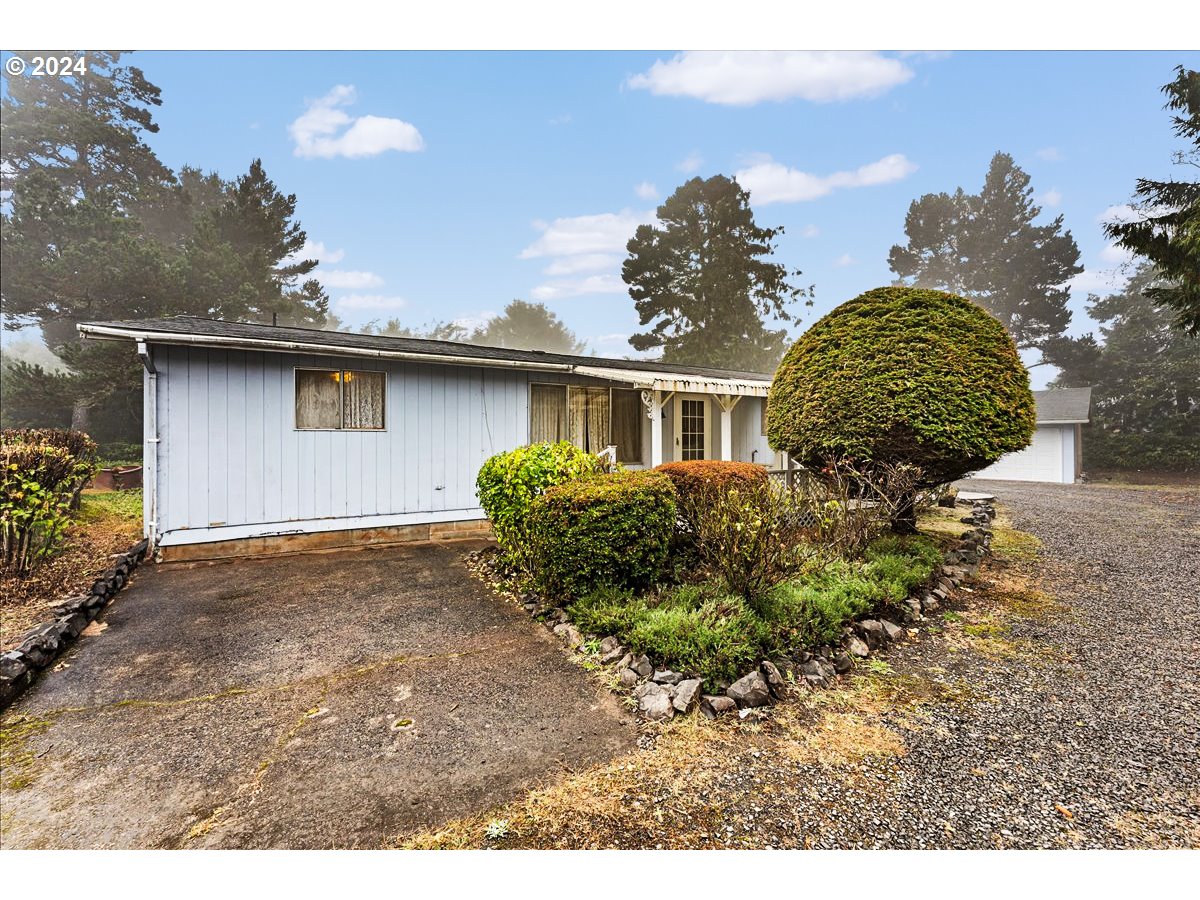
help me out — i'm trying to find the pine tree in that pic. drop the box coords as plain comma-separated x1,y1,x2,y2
888,152,1082,361
622,175,808,373
1104,66,1200,334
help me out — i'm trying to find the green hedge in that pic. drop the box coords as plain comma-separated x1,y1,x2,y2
1083,429,1199,474
526,470,677,599
767,287,1036,485
475,441,602,563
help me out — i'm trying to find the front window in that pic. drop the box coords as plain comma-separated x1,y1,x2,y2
295,368,386,430
529,384,643,463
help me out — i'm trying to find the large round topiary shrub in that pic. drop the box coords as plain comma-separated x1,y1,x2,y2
767,287,1035,524
526,471,677,599
475,441,602,564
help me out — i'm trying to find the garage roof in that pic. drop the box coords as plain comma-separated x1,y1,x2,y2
1033,387,1092,424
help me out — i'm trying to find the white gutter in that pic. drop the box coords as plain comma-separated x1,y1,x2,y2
574,364,770,397
136,340,159,550
79,324,577,374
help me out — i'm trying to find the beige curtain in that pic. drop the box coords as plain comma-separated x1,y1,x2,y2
296,369,341,428
568,387,610,452
611,389,642,463
530,384,567,443
342,370,386,429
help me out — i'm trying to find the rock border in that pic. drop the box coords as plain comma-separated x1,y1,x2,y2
473,498,996,723
0,538,149,711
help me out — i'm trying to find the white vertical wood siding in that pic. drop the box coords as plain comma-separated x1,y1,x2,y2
154,346,535,542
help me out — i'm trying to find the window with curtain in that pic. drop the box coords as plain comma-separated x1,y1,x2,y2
529,384,567,443
295,368,385,430
761,398,768,436
611,389,643,463
569,386,610,453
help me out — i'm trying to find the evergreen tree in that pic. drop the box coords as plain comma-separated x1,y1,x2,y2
2,55,327,436
622,175,808,373
1104,66,1200,334
888,152,1082,361
0,51,172,200
1045,264,1199,471
471,300,585,354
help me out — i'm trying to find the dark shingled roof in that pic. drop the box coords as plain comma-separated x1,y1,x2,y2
80,316,773,382
1033,387,1092,424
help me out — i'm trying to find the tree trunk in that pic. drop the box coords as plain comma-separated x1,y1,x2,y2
71,399,92,433
891,490,918,534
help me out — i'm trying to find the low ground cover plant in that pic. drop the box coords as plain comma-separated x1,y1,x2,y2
567,533,940,684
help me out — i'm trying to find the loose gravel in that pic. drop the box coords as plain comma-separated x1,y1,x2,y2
403,480,1200,849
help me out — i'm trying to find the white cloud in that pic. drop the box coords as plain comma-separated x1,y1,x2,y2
290,85,424,159
635,181,659,200
627,51,913,106
451,311,498,332
1099,243,1135,265
542,253,620,277
801,224,820,238
676,152,704,174
548,113,572,126
1040,189,1063,208
531,274,627,302
1035,147,1063,161
285,239,344,267
735,153,918,205
834,253,856,267
520,210,655,259
315,269,384,289
335,294,408,312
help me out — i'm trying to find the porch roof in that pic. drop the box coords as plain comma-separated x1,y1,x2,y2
573,365,770,397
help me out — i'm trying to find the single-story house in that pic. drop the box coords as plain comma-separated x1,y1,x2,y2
80,316,782,560
968,387,1092,485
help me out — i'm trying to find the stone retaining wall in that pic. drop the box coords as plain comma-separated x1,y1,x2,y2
0,538,149,710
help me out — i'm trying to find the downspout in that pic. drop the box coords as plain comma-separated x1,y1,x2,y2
137,341,159,551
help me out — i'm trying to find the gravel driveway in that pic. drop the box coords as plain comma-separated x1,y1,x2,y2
400,480,1200,849
829,479,1200,848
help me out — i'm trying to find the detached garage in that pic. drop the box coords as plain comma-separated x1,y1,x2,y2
969,387,1092,484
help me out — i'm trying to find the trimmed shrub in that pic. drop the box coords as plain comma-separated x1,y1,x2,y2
655,460,768,507
1,429,99,576
526,471,677,599
768,286,1036,491
475,441,602,564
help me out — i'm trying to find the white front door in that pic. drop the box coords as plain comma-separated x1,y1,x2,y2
673,395,711,461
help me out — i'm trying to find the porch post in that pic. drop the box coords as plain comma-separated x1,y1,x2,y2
712,394,740,461
643,389,665,467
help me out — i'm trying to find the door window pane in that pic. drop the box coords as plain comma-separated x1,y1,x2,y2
681,398,705,460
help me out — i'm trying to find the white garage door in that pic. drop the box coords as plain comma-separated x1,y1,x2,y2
970,426,1069,483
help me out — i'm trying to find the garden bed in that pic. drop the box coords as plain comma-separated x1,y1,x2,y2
1,490,142,651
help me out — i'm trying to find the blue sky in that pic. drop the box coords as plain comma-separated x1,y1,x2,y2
6,50,1200,385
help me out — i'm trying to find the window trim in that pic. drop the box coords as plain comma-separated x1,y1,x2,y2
294,366,387,432
528,382,645,465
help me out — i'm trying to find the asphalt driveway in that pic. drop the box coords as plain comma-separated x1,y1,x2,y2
0,541,633,849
